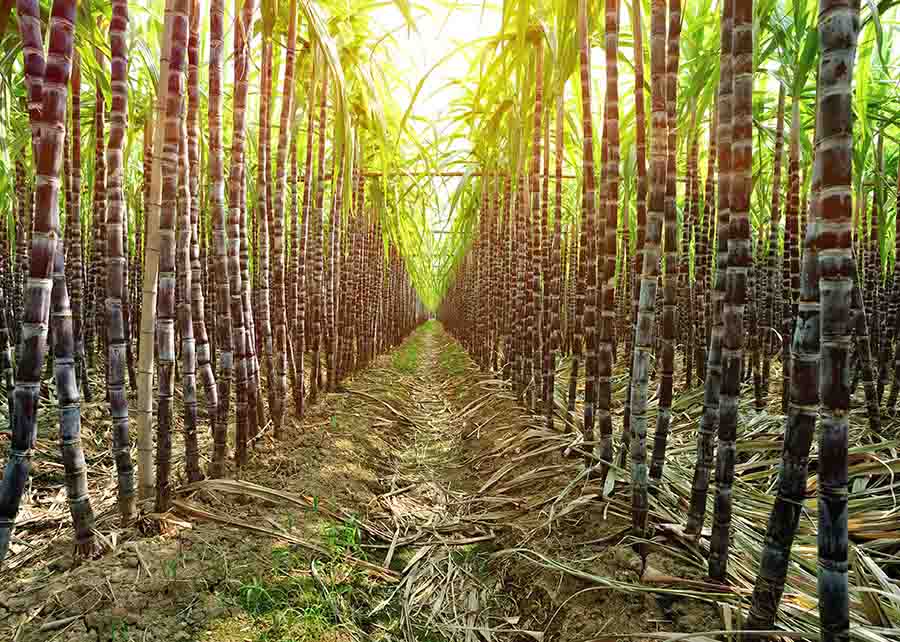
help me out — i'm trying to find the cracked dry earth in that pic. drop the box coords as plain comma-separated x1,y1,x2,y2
0,322,717,642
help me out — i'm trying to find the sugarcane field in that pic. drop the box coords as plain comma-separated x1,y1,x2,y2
2,0,900,639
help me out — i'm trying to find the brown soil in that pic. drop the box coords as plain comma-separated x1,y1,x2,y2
0,323,719,641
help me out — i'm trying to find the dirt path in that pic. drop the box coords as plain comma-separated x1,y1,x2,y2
0,322,718,642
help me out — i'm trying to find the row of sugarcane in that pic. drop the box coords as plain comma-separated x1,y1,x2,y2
0,0,425,564
440,0,869,640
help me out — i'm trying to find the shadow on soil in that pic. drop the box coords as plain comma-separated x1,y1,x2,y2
0,321,718,641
